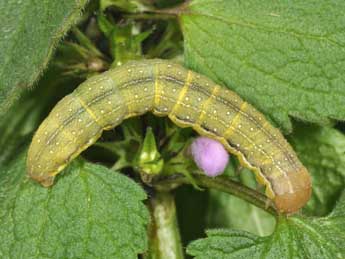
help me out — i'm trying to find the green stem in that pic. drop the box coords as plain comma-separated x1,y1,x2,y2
153,174,278,216
146,191,184,259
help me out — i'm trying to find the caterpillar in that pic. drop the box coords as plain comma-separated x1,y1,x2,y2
27,59,311,213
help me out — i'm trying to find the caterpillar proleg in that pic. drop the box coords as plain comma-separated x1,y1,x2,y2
27,59,311,213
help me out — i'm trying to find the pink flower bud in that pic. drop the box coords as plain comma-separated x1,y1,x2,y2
190,137,229,177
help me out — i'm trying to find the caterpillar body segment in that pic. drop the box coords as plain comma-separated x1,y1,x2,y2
27,59,311,213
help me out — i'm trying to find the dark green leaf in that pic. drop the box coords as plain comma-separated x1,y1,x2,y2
0,0,88,116
181,0,345,132
187,192,345,259
0,152,149,258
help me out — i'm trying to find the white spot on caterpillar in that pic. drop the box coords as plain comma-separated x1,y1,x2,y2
213,110,217,114
139,70,143,73
250,127,254,131
227,111,230,115
44,131,48,135
135,95,138,98
69,108,72,112
49,150,53,154
108,101,112,104
236,143,240,147
163,107,168,111
167,64,172,68
214,128,217,132
198,97,201,101
186,115,190,119
128,69,131,72
101,110,104,114
56,142,59,146
173,88,176,92
185,97,189,101
238,124,242,128
144,88,147,91
78,119,82,122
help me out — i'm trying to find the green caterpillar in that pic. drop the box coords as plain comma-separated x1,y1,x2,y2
27,59,311,213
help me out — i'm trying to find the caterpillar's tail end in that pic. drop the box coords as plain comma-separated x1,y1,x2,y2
274,167,312,214
27,159,55,187
28,170,55,187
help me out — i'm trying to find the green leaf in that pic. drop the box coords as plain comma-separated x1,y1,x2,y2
181,0,345,132
0,0,88,116
0,152,149,258
206,165,275,236
187,191,345,259
288,124,345,216
206,191,275,236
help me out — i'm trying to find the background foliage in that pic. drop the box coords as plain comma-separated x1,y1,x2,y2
1,0,345,258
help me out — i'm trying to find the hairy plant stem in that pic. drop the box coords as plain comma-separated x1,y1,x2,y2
145,191,184,259
153,174,278,216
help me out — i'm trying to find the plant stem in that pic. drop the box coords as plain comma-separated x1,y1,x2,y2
146,191,184,259
153,174,278,216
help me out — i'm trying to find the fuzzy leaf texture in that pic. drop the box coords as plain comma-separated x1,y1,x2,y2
0,153,149,259
181,0,345,132
0,0,88,116
187,191,345,259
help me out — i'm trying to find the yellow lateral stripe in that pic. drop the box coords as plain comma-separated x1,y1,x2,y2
170,70,193,115
196,85,220,125
224,102,247,139
154,64,161,107
75,95,102,127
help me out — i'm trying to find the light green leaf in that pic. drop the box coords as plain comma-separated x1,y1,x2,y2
0,0,88,116
206,192,275,237
0,152,149,258
206,166,275,236
187,191,345,259
289,124,345,216
181,0,345,132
